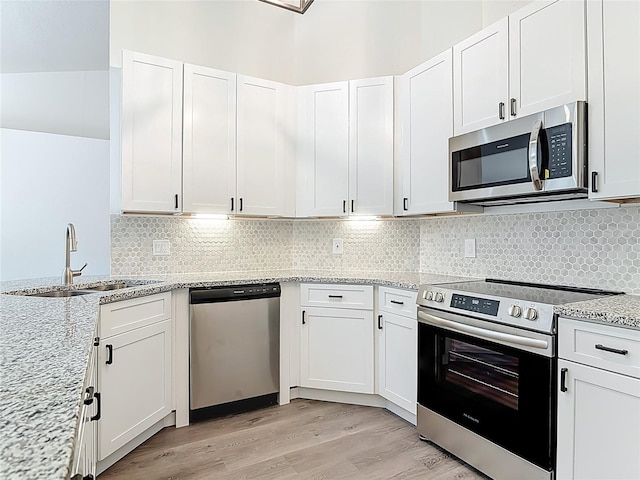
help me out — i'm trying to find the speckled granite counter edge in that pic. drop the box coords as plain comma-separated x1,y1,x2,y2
554,294,640,329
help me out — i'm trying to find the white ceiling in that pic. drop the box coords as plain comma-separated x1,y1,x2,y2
0,0,109,73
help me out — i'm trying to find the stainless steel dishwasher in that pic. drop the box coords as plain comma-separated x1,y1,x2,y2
189,283,280,415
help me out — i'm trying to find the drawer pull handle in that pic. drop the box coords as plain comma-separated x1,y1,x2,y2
106,344,113,365
328,295,343,299
390,300,404,305
560,367,568,392
595,344,628,356
378,314,383,330
302,310,306,325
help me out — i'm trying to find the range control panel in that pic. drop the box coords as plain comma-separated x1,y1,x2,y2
451,294,500,317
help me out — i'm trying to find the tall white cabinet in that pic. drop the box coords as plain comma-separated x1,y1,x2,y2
121,51,183,213
182,65,237,214
297,77,393,217
453,0,586,135
587,0,640,201
237,75,296,216
556,318,640,480
396,49,457,215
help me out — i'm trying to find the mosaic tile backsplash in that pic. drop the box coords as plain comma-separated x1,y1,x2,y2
111,204,640,294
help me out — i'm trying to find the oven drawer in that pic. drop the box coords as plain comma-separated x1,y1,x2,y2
300,284,373,310
379,287,417,318
558,317,640,379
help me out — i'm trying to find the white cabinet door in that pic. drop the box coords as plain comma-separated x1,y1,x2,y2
349,76,394,216
97,320,172,461
71,348,98,479
397,49,455,215
297,82,349,217
587,0,640,201
121,51,183,213
557,359,640,480
509,0,586,117
377,311,417,414
183,64,237,214
237,75,293,216
300,307,374,394
453,18,509,135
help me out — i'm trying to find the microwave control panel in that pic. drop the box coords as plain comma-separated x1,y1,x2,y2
546,123,572,179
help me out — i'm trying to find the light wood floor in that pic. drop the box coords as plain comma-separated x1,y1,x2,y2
100,399,489,480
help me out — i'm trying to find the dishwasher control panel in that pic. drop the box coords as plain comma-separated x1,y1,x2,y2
190,283,281,303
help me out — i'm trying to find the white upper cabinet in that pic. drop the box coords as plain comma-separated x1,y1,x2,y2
453,18,509,135
509,0,586,117
453,0,586,136
396,49,456,215
237,75,295,217
182,64,237,215
349,76,394,216
297,77,393,217
121,51,183,213
297,82,349,217
587,0,640,201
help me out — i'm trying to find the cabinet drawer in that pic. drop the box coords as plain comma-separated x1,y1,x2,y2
559,317,640,379
300,284,373,309
378,287,417,318
100,292,171,338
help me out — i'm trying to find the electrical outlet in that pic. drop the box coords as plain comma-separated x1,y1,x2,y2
332,238,344,255
152,239,171,256
464,238,476,258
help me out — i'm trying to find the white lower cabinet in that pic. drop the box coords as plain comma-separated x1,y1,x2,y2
557,318,640,480
299,284,374,394
377,287,417,415
70,346,98,480
96,293,172,463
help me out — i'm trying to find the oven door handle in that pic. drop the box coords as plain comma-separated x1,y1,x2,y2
418,311,549,350
528,119,544,191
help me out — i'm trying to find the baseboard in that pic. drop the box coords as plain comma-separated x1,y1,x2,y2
291,387,386,408
385,400,416,426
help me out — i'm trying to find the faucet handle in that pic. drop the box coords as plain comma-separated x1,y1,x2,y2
73,263,88,277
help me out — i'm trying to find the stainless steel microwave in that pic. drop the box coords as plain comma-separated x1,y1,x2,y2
449,101,587,206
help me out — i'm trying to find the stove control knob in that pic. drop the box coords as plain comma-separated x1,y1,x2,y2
524,307,538,321
508,305,522,318
425,291,433,301
435,292,444,303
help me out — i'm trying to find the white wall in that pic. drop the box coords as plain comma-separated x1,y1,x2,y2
110,0,486,85
0,70,110,140
0,129,111,281
482,0,535,26
110,0,297,84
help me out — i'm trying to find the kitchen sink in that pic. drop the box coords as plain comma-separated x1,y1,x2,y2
82,282,137,291
27,290,97,298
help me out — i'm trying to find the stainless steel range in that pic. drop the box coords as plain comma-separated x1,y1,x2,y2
416,279,621,480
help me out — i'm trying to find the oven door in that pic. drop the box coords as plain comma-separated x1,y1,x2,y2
417,307,556,471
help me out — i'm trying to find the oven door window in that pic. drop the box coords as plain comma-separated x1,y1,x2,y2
418,322,555,471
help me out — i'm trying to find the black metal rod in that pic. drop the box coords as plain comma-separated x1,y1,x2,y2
343,200,346,213
328,295,343,299
174,194,179,209
378,314,383,330
231,197,234,211
302,310,306,325
591,171,598,193
560,367,568,392
403,197,408,211
390,300,404,305
239,198,243,212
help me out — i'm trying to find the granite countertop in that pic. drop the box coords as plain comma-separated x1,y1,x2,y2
1,270,638,480
0,269,469,480
555,294,640,329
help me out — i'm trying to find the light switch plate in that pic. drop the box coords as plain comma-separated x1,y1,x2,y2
464,238,476,258
332,238,344,255
152,239,171,256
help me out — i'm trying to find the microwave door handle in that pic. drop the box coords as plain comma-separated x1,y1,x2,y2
528,120,544,191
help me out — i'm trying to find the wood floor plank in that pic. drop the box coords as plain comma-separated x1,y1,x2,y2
100,399,485,480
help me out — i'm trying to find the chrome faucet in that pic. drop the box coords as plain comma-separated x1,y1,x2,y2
63,223,87,285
